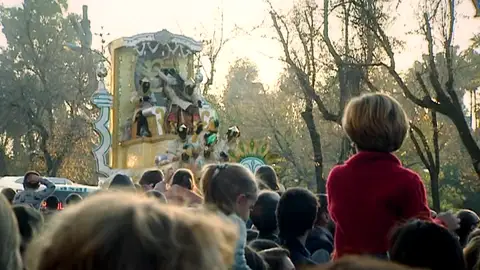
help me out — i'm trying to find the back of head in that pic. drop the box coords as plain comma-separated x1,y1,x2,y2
389,219,466,270
255,165,280,191
312,256,419,270
145,190,167,203
139,170,164,189
342,93,408,152
23,171,40,190
26,192,238,270
65,193,83,206
249,239,280,251
277,188,318,239
109,174,135,192
456,209,480,247
464,236,480,270
245,246,268,270
171,169,195,190
1,188,16,204
250,191,280,234
258,247,291,270
45,196,59,211
200,163,258,217
0,195,22,270
12,205,44,254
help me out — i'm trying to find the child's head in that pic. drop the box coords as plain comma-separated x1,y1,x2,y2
200,163,258,221
277,188,318,240
342,93,408,153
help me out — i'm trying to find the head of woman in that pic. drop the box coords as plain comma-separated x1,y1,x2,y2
200,163,258,221
342,93,409,153
26,192,238,270
139,170,164,191
255,165,280,191
171,168,196,191
0,195,22,270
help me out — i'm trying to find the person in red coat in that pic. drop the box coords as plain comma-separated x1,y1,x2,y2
327,93,459,259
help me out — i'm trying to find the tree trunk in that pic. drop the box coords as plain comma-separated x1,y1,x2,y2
301,99,325,194
429,168,441,212
449,110,480,177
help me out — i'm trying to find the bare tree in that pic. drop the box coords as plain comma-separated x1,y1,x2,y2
198,7,234,96
352,0,480,177
410,110,441,211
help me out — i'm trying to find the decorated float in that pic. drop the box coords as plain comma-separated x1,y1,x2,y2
91,30,279,183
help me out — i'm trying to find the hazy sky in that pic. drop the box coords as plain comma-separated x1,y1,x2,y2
1,0,479,89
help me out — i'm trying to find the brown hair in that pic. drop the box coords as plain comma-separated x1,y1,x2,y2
310,256,423,270
342,93,408,152
200,163,258,215
464,236,480,270
255,165,281,191
0,195,22,270
171,168,196,191
26,192,237,270
139,170,164,187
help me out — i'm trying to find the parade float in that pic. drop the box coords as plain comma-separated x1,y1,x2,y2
91,30,279,183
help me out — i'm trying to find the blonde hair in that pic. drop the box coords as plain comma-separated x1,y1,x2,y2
0,195,22,270
465,236,480,270
26,192,237,270
342,93,408,152
200,163,258,215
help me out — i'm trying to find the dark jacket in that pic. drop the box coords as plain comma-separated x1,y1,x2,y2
282,238,317,267
306,226,334,254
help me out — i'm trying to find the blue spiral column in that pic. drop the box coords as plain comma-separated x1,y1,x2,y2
92,62,113,177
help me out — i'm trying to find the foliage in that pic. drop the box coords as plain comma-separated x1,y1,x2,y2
0,0,97,183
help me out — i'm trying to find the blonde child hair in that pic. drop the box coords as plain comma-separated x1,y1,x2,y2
342,93,409,152
26,192,237,270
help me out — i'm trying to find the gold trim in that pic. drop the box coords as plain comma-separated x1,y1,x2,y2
119,135,177,147
108,38,125,55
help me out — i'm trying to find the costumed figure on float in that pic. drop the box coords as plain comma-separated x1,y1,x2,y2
156,124,198,167
194,118,220,168
157,68,203,134
130,78,157,137
217,126,241,162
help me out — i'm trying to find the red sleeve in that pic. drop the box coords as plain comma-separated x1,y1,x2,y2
326,166,340,221
399,173,433,222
